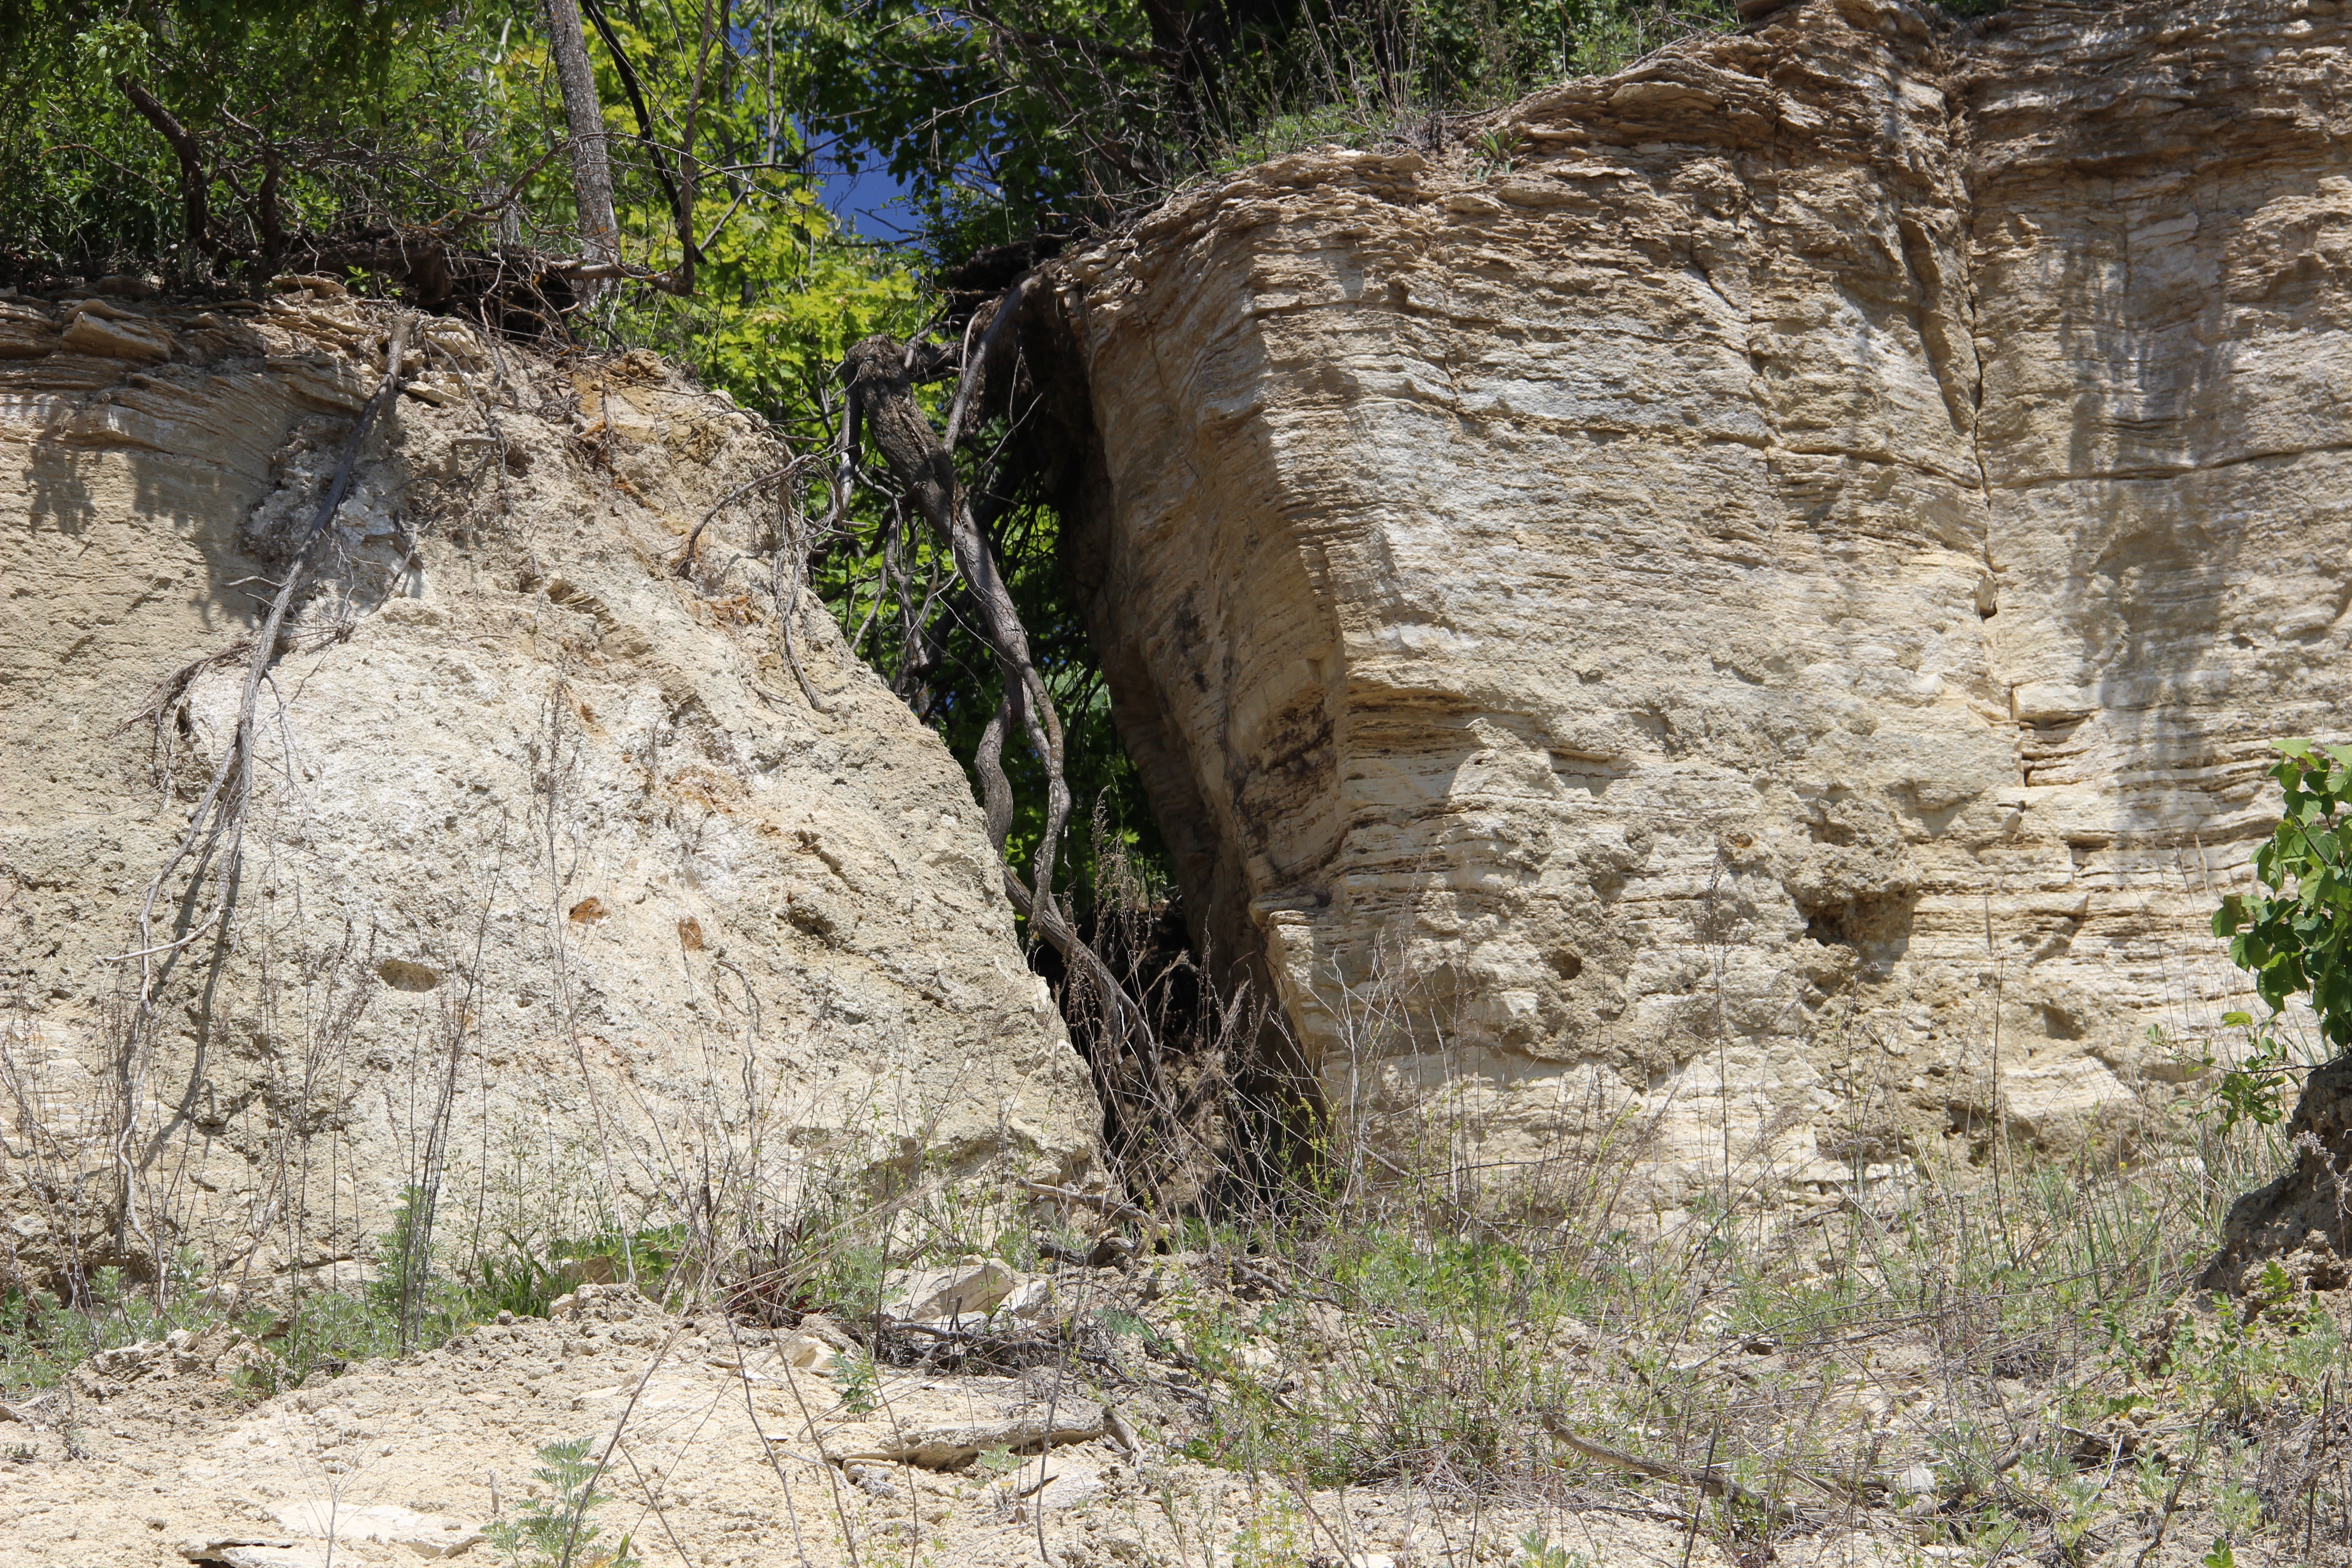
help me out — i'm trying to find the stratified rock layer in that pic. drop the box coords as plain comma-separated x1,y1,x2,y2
1065,0,2346,1191
0,292,1094,1284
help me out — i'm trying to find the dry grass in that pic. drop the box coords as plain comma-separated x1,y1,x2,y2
1047,924,2352,1568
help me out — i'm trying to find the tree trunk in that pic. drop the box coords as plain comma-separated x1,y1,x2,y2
839,326,1150,1051
117,77,208,269
545,0,621,300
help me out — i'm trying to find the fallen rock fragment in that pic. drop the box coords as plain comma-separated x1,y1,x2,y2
82,1327,221,1385
880,1255,1055,1329
994,1456,1110,1522
817,1390,1107,1470
882,1255,1019,1321
778,1311,856,1372
269,1500,485,1558
846,1461,902,1498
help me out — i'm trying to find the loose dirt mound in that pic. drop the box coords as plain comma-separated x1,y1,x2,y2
2202,1057,2352,1297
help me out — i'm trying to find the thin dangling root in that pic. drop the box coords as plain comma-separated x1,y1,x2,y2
108,312,420,1253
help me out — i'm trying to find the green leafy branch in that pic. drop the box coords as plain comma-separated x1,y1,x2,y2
2210,738,2352,1121
485,1437,639,1568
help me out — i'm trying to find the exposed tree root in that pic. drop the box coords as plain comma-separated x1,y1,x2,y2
835,310,1151,1055
106,313,418,1253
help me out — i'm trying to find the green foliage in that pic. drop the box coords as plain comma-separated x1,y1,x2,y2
830,1347,882,1413
973,1443,1026,1477
2202,1012,2297,1132
2145,1267,2339,1420
793,0,1740,252
2215,739,2352,1064
371,1184,433,1326
466,1223,685,1321
562,0,929,432
0,1255,210,1396
667,194,925,432
233,1290,403,1399
793,0,1155,252
485,1437,640,1568
1170,1230,1583,1484
0,0,511,277
474,1243,569,1322
798,363,1169,914
0,0,878,309
370,1183,499,1352
1516,1530,1590,1568
0,1246,465,1406
2185,767,2343,1138
1147,1066,2311,1519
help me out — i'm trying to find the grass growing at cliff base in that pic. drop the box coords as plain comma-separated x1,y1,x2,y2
6,877,2343,1567
1139,1114,2339,1563
1096,943,2349,1565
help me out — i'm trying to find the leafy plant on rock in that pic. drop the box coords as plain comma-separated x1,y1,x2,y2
2212,739,2352,1124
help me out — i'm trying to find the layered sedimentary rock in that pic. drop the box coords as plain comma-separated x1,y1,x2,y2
0,288,1094,1284
1064,0,2350,1191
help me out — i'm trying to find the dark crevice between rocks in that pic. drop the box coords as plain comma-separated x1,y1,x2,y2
924,270,1310,1210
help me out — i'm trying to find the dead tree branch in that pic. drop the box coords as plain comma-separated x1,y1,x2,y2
837,307,1150,1053
117,76,208,260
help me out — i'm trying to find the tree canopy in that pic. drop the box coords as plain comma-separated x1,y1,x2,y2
798,0,1738,250
3,0,1739,284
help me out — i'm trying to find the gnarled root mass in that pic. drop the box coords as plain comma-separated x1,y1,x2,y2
832,300,1151,1058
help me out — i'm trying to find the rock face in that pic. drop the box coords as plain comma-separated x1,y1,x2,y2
2201,1058,2352,1296
1063,0,2350,1192
0,289,1095,1286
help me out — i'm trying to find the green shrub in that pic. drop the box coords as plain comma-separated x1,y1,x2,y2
485,1438,639,1568
2215,739,2352,1047
1,1254,210,1394
2206,739,2352,1125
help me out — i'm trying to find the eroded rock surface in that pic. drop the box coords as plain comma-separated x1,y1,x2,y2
0,288,1095,1284
1064,0,2342,1190
2202,1057,2352,1296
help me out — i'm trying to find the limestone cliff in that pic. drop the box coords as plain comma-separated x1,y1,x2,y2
0,289,1095,1285
1063,0,2349,1191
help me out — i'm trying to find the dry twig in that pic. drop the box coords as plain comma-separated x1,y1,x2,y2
1540,1414,1811,1526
